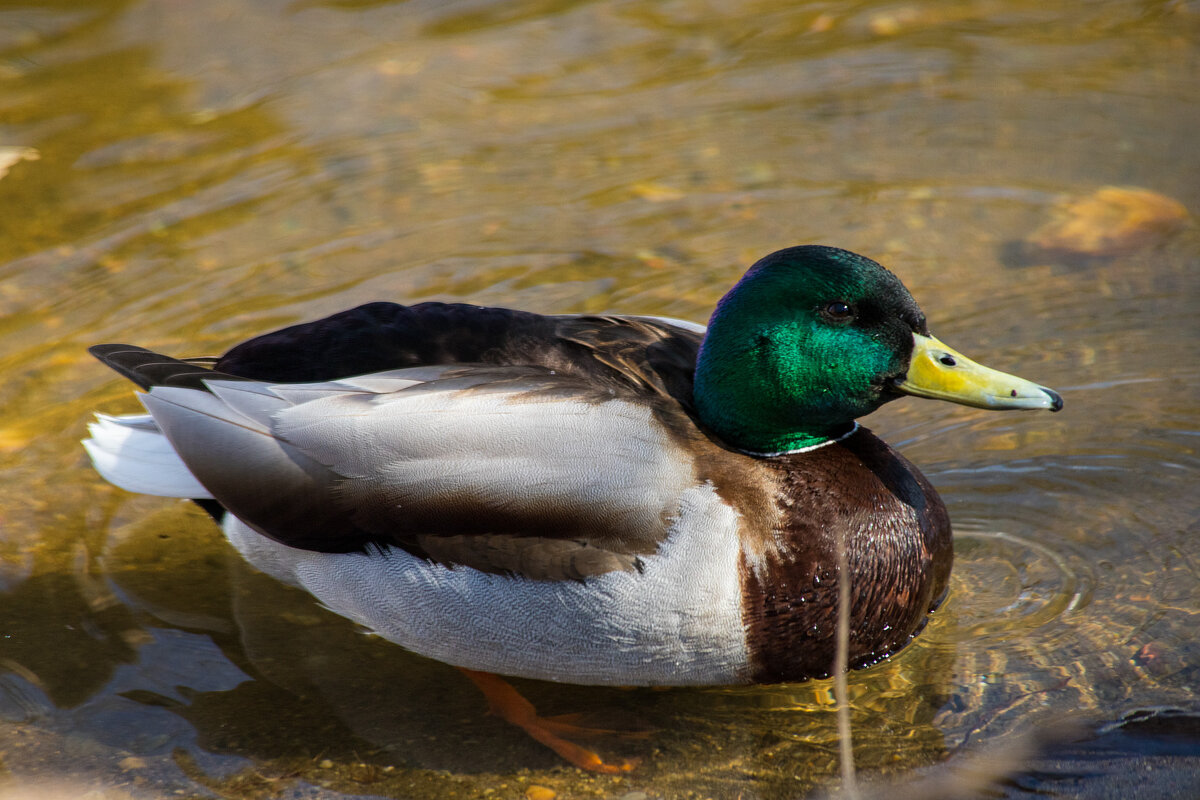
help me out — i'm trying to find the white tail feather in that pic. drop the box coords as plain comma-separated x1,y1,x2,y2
83,413,213,499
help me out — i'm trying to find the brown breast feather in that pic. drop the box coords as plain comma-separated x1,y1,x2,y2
736,428,953,683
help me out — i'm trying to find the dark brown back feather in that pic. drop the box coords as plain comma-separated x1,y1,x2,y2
90,344,249,392
215,302,703,408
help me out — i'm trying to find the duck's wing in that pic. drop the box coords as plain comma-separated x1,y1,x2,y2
212,302,703,409
90,342,703,582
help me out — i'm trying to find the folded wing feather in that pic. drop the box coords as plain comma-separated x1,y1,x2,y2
141,365,698,580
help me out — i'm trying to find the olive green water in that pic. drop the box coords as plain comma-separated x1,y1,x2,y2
1,1,1198,798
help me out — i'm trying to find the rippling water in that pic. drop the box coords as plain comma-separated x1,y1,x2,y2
1,1,1197,798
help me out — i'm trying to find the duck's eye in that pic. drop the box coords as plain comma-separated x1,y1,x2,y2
821,301,855,323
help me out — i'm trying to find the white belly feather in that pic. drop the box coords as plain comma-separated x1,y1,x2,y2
223,482,750,686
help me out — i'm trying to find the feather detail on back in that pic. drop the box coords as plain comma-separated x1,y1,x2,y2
213,303,703,410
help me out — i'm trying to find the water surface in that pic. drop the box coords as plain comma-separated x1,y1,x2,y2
1,1,1197,798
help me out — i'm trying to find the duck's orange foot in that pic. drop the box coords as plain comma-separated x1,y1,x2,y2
458,668,642,773
540,711,655,741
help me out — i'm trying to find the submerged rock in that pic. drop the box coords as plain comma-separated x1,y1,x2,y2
1025,186,1190,259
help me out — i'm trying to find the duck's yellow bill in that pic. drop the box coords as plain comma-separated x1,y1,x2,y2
895,334,1063,412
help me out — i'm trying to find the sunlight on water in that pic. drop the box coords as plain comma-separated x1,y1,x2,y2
0,1,1197,798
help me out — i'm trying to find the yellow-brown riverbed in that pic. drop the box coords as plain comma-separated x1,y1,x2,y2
1,2,1197,798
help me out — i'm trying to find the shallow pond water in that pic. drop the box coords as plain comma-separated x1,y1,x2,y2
1,1,1198,798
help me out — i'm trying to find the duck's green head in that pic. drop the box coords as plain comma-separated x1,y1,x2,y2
693,246,1062,455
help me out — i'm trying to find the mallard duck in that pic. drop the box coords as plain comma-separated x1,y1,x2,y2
84,245,1061,772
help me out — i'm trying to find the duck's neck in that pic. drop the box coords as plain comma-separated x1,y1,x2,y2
692,322,861,455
